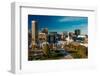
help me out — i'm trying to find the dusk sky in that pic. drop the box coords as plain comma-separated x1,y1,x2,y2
28,15,88,34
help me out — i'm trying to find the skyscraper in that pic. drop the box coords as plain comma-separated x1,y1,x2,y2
32,21,38,43
48,32,58,44
75,29,81,36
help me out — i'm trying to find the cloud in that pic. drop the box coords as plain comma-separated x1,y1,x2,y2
59,16,87,22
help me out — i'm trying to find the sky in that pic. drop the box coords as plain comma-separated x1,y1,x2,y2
28,15,88,34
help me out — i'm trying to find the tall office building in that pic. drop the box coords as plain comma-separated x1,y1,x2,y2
32,21,38,43
75,29,81,36
48,32,58,44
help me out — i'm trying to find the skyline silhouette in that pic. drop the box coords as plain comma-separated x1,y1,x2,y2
28,15,88,34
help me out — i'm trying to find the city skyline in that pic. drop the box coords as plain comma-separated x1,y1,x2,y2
28,15,88,34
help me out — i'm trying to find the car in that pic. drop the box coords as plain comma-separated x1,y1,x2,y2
49,49,69,58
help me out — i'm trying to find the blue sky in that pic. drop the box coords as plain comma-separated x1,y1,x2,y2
28,15,88,34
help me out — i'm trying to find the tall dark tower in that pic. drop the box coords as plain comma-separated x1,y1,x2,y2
75,29,81,36
48,32,57,44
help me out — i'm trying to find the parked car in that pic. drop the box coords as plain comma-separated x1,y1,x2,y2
49,49,69,58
